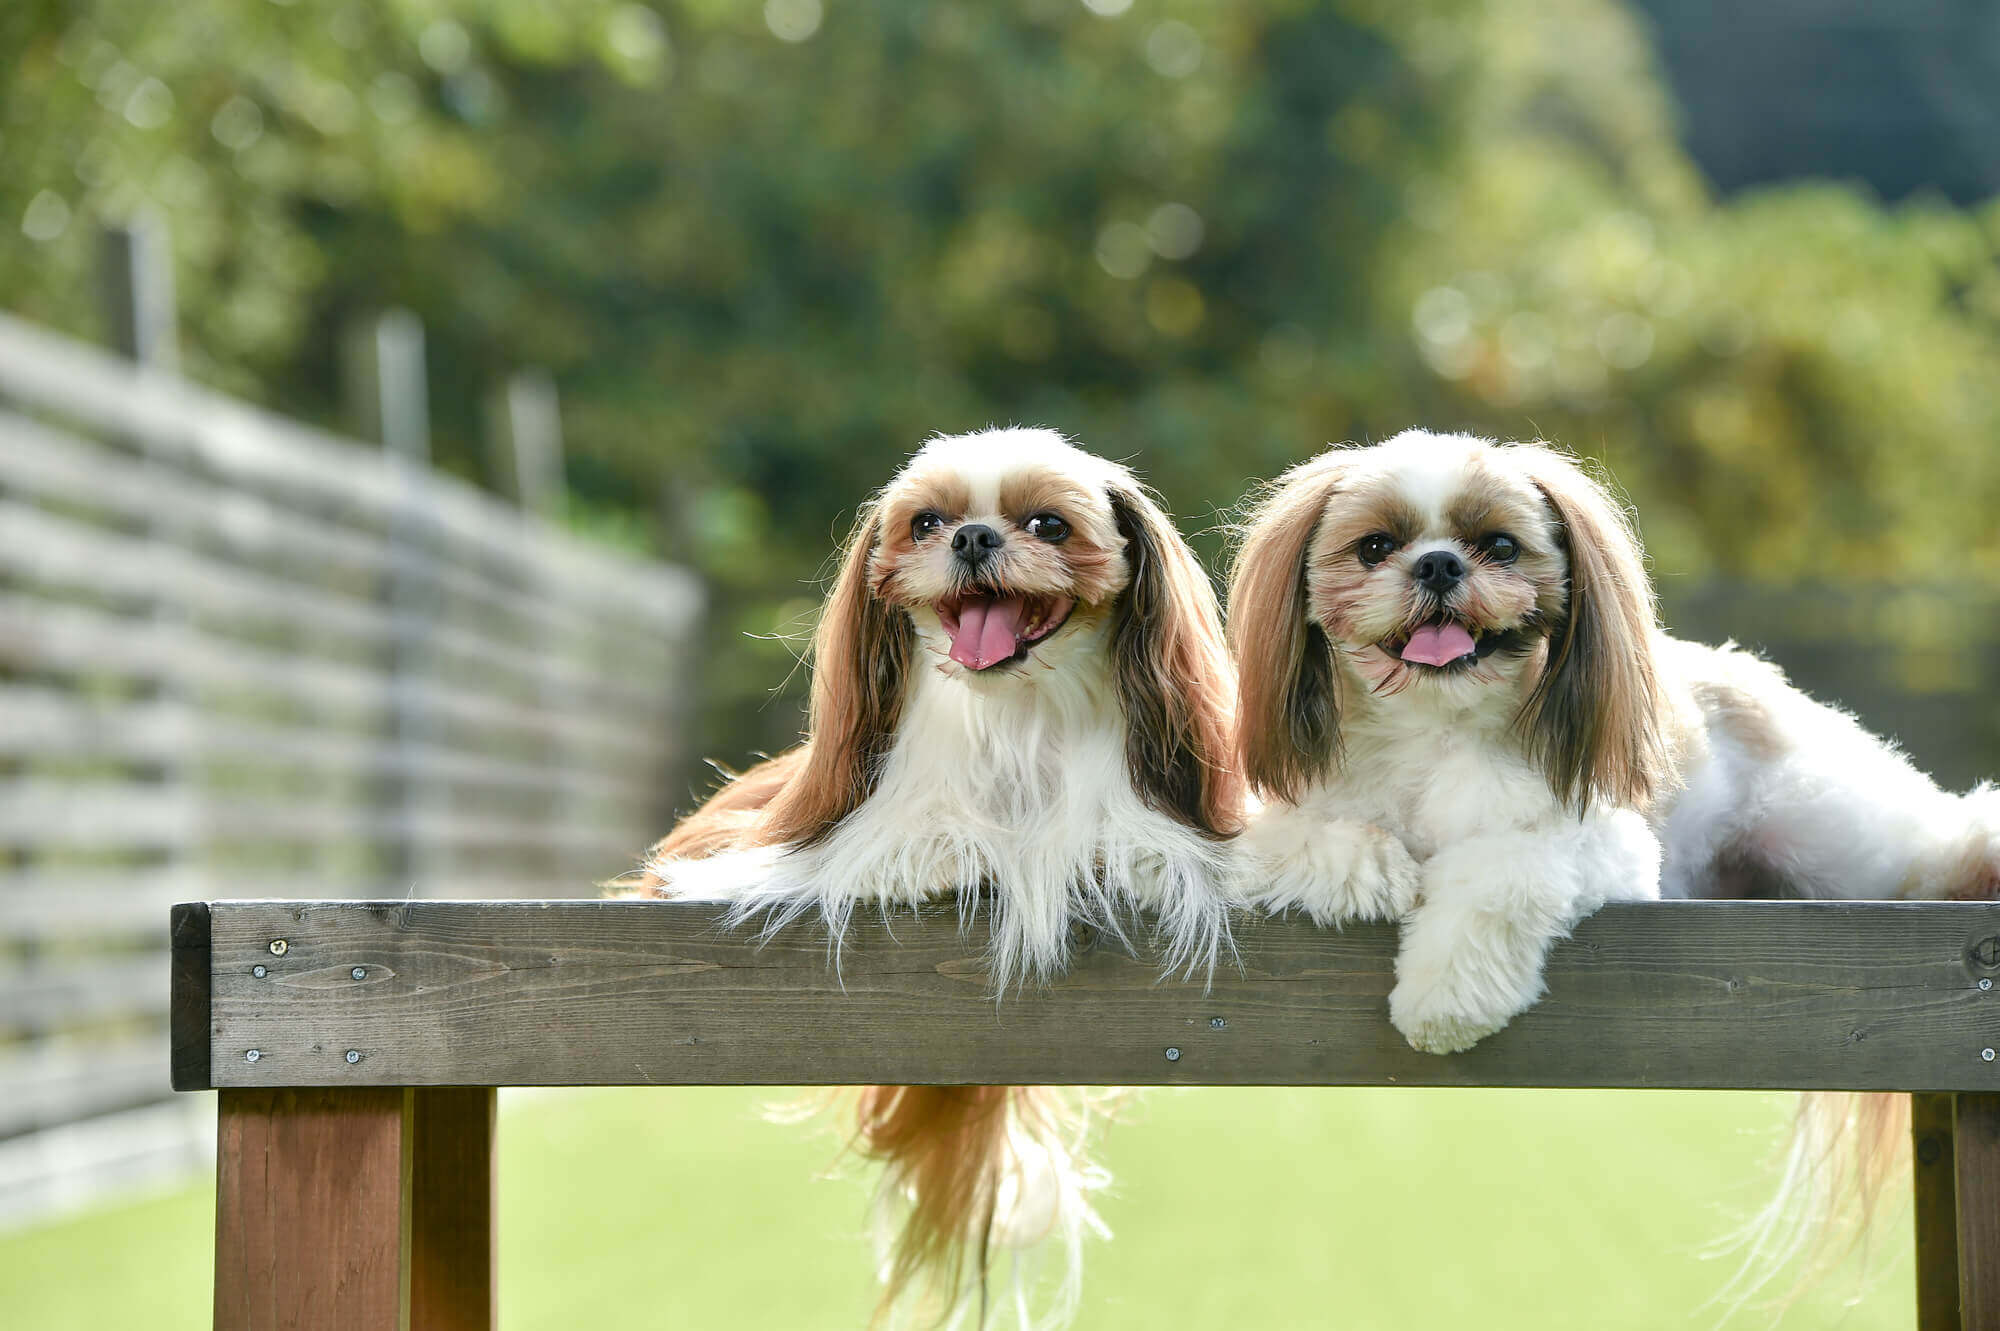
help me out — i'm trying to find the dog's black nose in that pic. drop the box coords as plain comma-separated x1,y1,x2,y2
951,524,1003,564
1412,549,1466,593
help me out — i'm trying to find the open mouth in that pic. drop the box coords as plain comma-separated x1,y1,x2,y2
936,591,1076,671
1380,616,1524,671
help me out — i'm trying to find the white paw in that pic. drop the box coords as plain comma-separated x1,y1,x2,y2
1244,818,1419,926
1387,971,1516,1055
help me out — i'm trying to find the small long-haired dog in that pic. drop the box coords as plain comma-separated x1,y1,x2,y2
634,427,1243,1322
1228,427,2000,1289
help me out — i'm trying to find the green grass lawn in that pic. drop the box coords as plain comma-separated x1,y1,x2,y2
0,1087,1912,1328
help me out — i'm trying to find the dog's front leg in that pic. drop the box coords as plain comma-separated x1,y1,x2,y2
1239,798,1419,925
1388,811,1660,1054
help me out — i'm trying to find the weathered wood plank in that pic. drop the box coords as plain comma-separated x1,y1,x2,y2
187,899,2000,1092
0,1039,172,1135
1960,1093,2000,1331
0,953,167,1030
0,595,660,757
410,1088,496,1331
214,1087,412,1331
0,407,685,659
0,687,651,806
0,313,700,633
0,781,632,853
0,498,664,711
1913,1092,1961,1331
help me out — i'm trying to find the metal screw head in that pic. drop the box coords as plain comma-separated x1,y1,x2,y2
1984,1048,1996,1063
351,967,368,981
1982,978,1993,992
251,965,267,978
345,1049,362,1064
244,1049,262,1063
268,939,289,957
1209,1017,1226,1030
1164,1047,1182,1062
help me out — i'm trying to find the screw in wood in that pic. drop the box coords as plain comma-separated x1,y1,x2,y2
244,1049,261,1063
1984,1048,1996,1063
1982,978,1993,992
351,967,368,980
1165,1047,1182,1062
345,1050,362,1064
268,939,288,956
1210,1017,1226,1029
251,965,267,978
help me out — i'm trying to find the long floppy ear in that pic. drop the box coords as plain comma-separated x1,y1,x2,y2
1107,485,1244,838
1513,444,1669,812
757,507,914,846
1226,459,1342,804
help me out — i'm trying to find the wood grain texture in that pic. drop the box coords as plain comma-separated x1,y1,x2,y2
410,1088,496,1331
214,1087,412,1331
1913,1092,1961,1331
170,903,210,1093
1959,1094,2000,1331
190,899,2000,1091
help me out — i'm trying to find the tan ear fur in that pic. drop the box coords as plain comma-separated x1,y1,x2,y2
1108,486,1244,837
1227,458,1344,803
757,507,914,846
1511,443,1669,812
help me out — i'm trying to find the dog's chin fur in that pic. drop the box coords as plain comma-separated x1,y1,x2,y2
1230,426,2000,1307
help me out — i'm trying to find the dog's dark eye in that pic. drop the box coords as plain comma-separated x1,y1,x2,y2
1024,513,1070,543
911,511,944,541
1478,533,1521,564
1357,533,1397,567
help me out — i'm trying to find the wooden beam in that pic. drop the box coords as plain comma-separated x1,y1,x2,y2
214,1088,413,1331
1959,1093,2000,1331
1914,1092,1961,1331
180,899,2000,1092
171,902,211,1094
410,1088,496,1331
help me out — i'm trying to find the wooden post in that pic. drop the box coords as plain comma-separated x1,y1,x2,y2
98,214,179,371
214,1086,496,1331
1958,1093,2000,1330
1914,1092,1961,1330
341,309,442,889
411,1088,497,1331
485,368,565,520
215,1088,413,1330
343,309,431,463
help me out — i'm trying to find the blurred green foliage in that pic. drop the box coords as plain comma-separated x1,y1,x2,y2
4,0,1997,780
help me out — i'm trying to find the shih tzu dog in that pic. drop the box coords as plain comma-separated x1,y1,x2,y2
633,427,1243,1323
1229,428,1999,1056
1228,427,2000,1300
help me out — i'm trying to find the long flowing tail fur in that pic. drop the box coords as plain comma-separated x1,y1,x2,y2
1715,788,2000,1313
854,1085,1108,1329
1710,1091,1909,1315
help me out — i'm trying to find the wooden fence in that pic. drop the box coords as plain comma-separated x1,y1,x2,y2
0,311,700,1225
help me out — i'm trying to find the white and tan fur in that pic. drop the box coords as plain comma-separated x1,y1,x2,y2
632,427,1243,1325
1229,428,2000,1290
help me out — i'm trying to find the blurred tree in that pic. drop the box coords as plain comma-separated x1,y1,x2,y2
4,0,1997,794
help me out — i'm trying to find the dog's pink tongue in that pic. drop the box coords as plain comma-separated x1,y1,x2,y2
1401,623,1477,667
949,597,1027,670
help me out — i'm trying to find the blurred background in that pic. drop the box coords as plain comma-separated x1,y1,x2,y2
2,0,1996,1326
